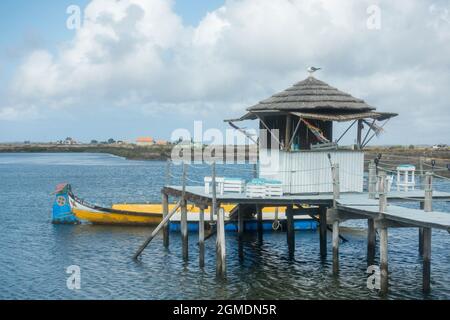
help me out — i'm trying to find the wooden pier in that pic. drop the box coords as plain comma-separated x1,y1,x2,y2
134,166,450,295
132,74,450,296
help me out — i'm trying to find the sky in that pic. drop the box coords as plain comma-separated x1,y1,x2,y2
0,0,449,145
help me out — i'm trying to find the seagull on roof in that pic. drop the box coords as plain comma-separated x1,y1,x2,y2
307,66,321,75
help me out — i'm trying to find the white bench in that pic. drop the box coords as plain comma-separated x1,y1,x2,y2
204,177,225,195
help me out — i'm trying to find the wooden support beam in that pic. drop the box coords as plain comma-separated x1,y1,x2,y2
286,205,295,258
332,220,340,274
181,163,188,261
420,174,433,257
199,206,205,268
379,227,389,295
367,218,376,266
216,206,226,277
422,227,432,293
378,171,388,295
419,202,424,256
181,200,188,261
162,193,169,248
238,205,244,259
422,173,433,293
256,204,263,242
133,201,181,260
357,119,363,149
319,206,327,259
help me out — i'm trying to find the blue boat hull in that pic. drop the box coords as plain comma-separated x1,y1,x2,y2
169,220,317,232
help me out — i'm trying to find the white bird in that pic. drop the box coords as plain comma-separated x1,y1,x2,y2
307,66,321,75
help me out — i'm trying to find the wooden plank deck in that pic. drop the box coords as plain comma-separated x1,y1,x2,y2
164,186,450,231
164,186,450,205
338,202,450,231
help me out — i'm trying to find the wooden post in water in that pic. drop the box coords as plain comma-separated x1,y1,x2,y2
162,192,169,248
181,163,188,261
332,219,339,274
367,218,376,266
238,205,244,259
368,160,377,200
423,172,433,293
319,206,327,259
212,162,226,276
199,205,205,268
216,206,226,276
419,201,424,256
256,204,263,242
286,205,295,258
331,164,340,274
378,171,389,295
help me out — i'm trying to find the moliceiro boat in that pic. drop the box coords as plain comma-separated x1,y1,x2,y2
51,184,317,231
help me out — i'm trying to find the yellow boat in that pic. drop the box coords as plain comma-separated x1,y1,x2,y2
51,184,317,231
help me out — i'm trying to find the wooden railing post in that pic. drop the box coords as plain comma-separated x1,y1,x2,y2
423,172,433,293
332,164,340,207
368,160,377,199
378,171,388,295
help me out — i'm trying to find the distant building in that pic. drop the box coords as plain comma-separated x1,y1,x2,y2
63,137,77,145
136,137,154,146
155,140,169,146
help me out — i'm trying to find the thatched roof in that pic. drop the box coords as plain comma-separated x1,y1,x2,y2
248,76,375,112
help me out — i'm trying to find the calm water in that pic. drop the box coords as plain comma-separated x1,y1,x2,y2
0,153,449,300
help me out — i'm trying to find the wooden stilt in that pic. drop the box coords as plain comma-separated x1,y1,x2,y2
332,220,339,274
238,205,244,259
423,227,432,293
162,193,169,248
216,206,226,276
367,218,376,266
133,201,181,260
181,200,188,261
419,202,424,256
256,204,263,242
199,206,205,268
181,163,188,261
319,206,327,259
422,173,433,293
379,227,388,295
286,205,295,258
378,171,389,295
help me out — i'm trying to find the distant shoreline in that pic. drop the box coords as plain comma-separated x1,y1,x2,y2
0,143,173,161
1,143,449,169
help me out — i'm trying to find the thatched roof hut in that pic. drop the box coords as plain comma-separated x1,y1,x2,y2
226,75,398,150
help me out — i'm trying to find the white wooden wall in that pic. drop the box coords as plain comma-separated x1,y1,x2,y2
259,150,364,194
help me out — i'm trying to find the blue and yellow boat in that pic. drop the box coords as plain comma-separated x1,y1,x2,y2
51,184,317,231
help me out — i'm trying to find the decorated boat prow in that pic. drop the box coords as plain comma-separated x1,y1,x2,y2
52,183,80,224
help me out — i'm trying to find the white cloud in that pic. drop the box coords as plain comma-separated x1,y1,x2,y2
1,0,450,143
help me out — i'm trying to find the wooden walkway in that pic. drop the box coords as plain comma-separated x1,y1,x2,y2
134,173,450,296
